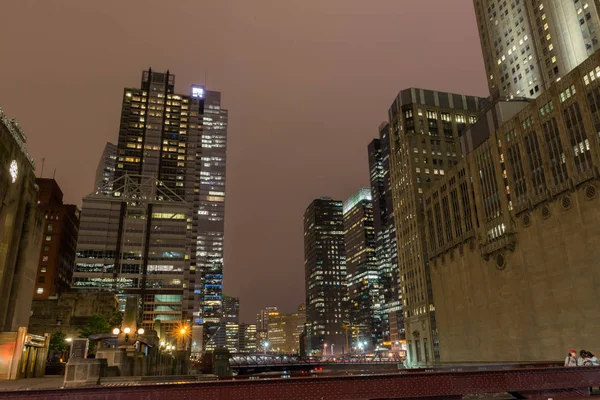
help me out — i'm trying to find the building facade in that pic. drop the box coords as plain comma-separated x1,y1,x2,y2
222,295,240,323
388,88,483,365
72,175,192,335
34,179,80,300
0,108,43,332
474,0,600,98
267,305,306,354
368,122,404,344
425,51,600,361
76,69,228,351
94,142,117,194
303,197,347,354
343,188,382,348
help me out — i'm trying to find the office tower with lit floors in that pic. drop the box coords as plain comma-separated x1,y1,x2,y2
368,122,404,345
303,197,347,355
473,0,600,98
388,88,484,365
343,188,382,349
73,70,228,351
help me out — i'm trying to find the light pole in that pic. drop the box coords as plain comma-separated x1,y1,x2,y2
323,343,327,357
263,341,269,355
331,344,335,355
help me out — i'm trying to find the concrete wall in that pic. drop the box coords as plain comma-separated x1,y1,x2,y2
432,188,600,362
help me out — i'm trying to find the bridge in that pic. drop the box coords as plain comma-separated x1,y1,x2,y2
1,365,599,399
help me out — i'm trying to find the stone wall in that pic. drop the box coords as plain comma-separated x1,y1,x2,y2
431,186,600,361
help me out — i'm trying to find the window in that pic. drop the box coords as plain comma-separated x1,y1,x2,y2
45,236,51,242
41,267,47,273
36,288,44,294
38,276,45,283
43,245,49,252
47,224,53,232
42,256,48,262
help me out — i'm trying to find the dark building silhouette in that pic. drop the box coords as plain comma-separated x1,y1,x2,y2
34,178,80,300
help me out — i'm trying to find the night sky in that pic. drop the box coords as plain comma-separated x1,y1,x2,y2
0,0,488,323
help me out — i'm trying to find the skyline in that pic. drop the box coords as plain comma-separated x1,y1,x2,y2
0,0,489,323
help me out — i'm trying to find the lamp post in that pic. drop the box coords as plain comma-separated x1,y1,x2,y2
323,343,327,357
263,341,269,355
331,344,335,355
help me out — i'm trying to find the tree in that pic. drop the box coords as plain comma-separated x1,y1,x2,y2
79,315,111,338
108,310,123,329
49,331,69,353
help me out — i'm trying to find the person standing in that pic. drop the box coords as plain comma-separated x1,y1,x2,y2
565,349,578,367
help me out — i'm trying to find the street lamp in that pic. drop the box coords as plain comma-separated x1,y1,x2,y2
263,341,269,355
65,338,72,343
112,328,120,335
331,344,335,355
323,343,327,356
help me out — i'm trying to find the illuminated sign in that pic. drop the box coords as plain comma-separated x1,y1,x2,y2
9,160,17,183
192,86,204,98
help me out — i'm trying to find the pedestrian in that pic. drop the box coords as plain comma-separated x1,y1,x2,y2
565,349,578,367
580,350,599,366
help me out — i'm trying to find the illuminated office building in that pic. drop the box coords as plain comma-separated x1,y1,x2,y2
343,188,381,348
388,88,483,365
73,70,228,347
303,197,347,354
474,0,600,98
94,142,117,195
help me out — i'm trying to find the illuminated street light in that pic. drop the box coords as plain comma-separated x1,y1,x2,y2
138,328,145,335
65,338,72,342
112,328,120,335
123,327,131,334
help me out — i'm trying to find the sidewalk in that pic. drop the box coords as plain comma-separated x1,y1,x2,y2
0,376,66,392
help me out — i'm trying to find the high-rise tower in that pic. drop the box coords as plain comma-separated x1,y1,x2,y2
474,0,600,98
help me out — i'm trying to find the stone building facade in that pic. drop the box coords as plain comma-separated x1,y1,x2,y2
425,50,600,362
387,89,483,365
0,108,43,332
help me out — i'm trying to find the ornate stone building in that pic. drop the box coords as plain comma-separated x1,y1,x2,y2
425,51,600,361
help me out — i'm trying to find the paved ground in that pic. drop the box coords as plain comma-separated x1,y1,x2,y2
0,376,65,391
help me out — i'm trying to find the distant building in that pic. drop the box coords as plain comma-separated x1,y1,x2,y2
387,88,483,365
424,52,600,362
473,0,600,98
256,306,278,331
222,295,239,323
238,323,257,353
0,107,43,332
343,188,381,349
368,123,404,344
267,305,306,354
209,322,257,353
93,142,117,194
303,197,347,354
34,178,80,300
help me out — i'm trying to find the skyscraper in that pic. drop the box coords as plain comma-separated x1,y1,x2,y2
94,142,117,194
34,178,80,300
343,188,381,348
368,122,403,344
388,88,483,365
303,197,347,354
74,69,228,347
474,0,600,98
222,295,240,323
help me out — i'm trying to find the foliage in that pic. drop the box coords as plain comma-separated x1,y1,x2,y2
49,331,69,353
108,310,123,329
79,315,111,338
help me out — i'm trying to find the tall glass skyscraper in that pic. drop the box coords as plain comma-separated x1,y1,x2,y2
74,69,228,350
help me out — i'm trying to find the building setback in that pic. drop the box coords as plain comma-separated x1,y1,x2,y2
0,108,44,332
473,0,600,98
388,88,483,365
303,197,347,354
425,51,600,361
94,142,117,195
368,122,404,344
343,188,381,348
34,178,80,300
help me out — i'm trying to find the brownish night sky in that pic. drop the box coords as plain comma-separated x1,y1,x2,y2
0,0,488,323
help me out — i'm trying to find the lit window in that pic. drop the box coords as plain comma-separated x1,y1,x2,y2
45,236,51,242
41,267,47,273
36,288,44,294
42,256,48,262
47,224,53,232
